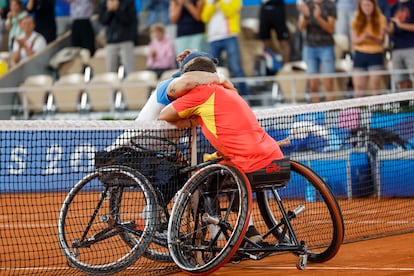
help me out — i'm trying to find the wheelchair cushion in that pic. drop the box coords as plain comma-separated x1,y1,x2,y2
246,158,290,189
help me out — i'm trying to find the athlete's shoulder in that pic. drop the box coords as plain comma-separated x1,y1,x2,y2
156,78,175,105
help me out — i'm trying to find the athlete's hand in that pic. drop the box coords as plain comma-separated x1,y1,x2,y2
176,49,191,63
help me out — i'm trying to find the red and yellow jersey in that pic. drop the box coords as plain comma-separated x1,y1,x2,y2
172,84,284,173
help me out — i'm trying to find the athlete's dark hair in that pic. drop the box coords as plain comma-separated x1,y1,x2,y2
182,57,218,74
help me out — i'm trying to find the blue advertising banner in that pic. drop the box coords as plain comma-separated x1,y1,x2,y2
0,130,122,192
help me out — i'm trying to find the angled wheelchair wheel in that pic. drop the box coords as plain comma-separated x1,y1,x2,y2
257,160,344,263
58,165,158,274
114,184,173,263
168,164,252,275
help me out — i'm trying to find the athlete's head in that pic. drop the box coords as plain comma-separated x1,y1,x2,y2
173,51,218,77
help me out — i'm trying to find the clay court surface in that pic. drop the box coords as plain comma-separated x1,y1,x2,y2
171,232,414,276
1,193,414,275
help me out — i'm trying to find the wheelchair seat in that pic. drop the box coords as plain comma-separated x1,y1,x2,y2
246,157,290,189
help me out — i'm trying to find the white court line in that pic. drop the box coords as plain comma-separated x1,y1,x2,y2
3,266,414,272
0,224,56,229
221,266,414,271
5,221,414,230
0,266,169,272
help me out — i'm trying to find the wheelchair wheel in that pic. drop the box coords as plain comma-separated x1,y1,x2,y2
168,164,252,275
257,160,344,263
58,165,158,274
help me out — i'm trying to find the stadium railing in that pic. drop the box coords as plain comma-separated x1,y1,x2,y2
2,67,414,120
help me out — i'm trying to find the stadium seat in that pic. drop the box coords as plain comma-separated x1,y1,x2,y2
18,74,54,115
159,69,179,81
239,20,264,76
89,48,107,75
216,66,230,79
134,45,149,71
120,70,157,111
90,46,149,75
86,72,121,112
333,34,350,59
335,57,353,98
49,47,91,77
241,18,259,36
277,61,308,103
53,73,87,113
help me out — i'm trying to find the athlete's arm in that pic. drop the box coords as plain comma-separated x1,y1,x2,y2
167,71,235,100
159,103,198,128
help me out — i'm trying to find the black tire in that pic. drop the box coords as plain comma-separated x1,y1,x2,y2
256,160,344,263
110,174,173,263
58,165,158,274
139,198,173,263
168,164,252,275
109,179,173,263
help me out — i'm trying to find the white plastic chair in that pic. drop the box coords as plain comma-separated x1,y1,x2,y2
120,70,158,111
18,74,54,115
86,72,120,112
53,73,87,113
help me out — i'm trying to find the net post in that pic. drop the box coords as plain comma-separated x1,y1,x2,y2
191,127,197,167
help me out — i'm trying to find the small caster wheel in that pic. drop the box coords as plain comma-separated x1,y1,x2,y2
296,254,307,270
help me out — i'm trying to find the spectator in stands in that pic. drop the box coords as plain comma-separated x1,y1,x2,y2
26,0,57,44
169,0,208,55
66,0,96,56
98,0,138,75
0,0,6,19
297,0,337,103
0,0,7,44
146,23,177,78
378,0,391,20
145,0,170,26
201,0,249,97
258,0,291,64
335,0,357,48
11,15,46,64
386,0,414,91
351,0,387,97
5,0,28,51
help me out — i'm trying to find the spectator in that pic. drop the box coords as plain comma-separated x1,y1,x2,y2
297,0,337,103
146,22,177,78
386,0,414,91
5,0,28,51
0,0,7,25
0,0,6,17
98,0,138,75
66,0,96,56
11,15,46,64
258,0,291,63
169,0,208,55
145,0,169,26
0,0,5,49
335,0,357,46
351,0,387,97
201,0,249,97
378,0,391,20
26,0,56,44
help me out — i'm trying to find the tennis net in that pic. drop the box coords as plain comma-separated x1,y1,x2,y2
0,91,414,275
